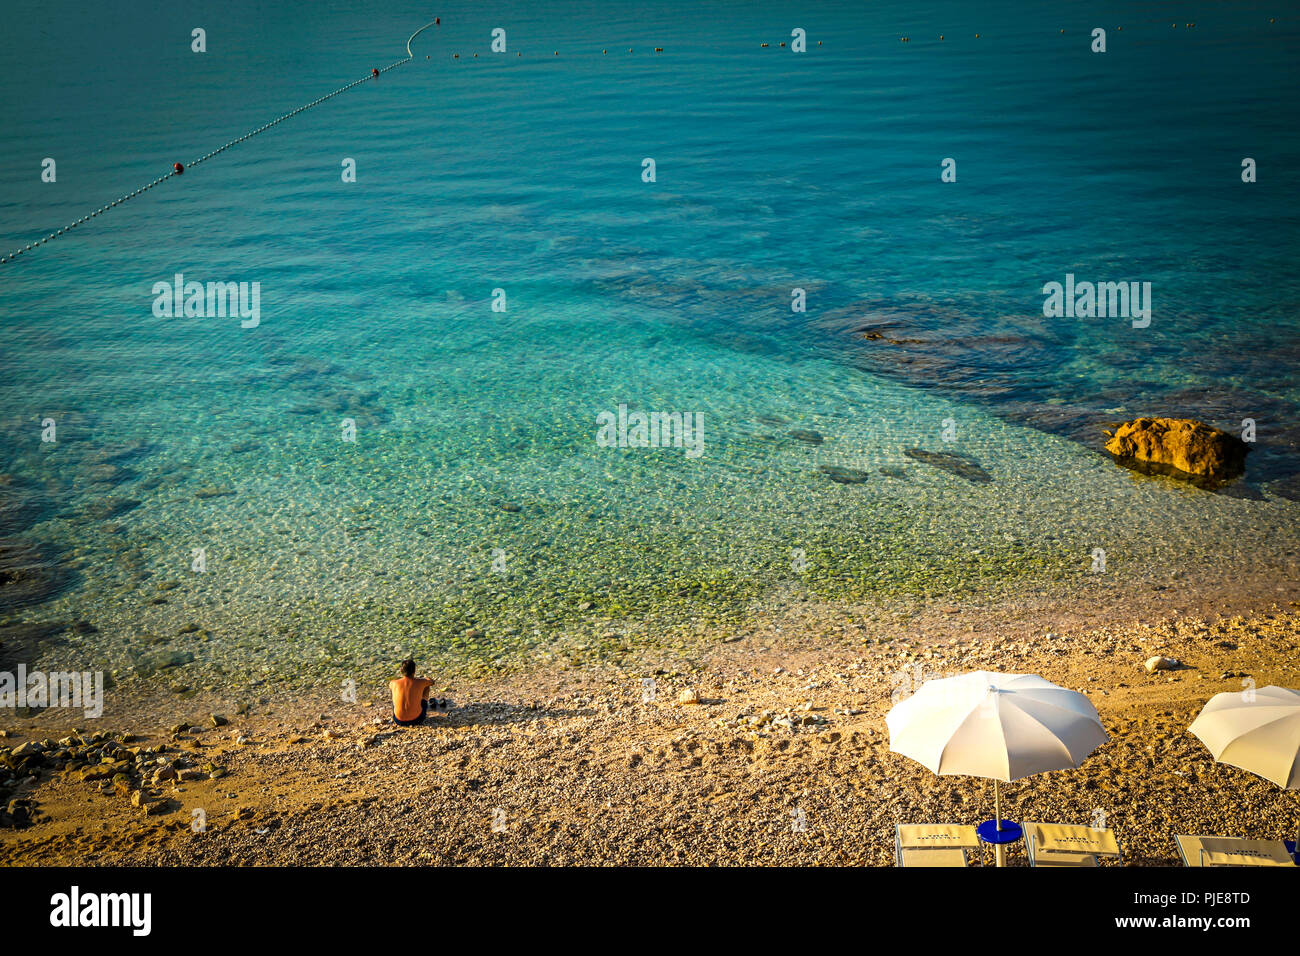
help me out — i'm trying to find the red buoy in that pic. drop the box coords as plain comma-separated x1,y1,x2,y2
173,163,184,175
372,67,380,77
435,17,440,25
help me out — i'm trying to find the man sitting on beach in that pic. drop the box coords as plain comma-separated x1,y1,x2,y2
389,659,444,726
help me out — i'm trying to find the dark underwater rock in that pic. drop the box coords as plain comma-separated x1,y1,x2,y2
788,430,824,446
818,465,869,485
0,481,43,536
84,497,140,520
903,448,992,483
0,539,73,612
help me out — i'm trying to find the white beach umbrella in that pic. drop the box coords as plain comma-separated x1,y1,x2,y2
1189,685,1300,789
886,671,1108,865
1189,685,1300,853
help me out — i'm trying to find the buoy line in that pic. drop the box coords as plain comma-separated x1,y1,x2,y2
1,20,440,267
407,19,438,57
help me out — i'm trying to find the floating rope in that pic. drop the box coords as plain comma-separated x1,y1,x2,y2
407,19,437,57
0,20,439,266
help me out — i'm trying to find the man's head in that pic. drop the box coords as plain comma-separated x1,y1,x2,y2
400,658,416,678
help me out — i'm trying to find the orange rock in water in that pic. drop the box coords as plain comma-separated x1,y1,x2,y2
1104,418,1248,485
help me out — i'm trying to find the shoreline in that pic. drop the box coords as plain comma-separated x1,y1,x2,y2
3,586,1297,866
7,539,1298,694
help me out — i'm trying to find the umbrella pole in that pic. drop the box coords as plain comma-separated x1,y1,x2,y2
994,780,1004,868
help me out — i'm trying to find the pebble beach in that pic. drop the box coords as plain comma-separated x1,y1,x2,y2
4,588,1296,867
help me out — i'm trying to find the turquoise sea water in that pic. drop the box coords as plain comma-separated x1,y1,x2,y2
1,2,1298,685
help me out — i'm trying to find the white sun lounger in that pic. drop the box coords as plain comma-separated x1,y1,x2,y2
1175,835,1295,867
1024,822,1122,867
894,824,981,867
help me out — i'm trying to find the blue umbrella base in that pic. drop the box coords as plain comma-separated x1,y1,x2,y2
977,819,1023,845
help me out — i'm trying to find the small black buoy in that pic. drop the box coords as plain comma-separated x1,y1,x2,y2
173,163,184,175
372,67,380,77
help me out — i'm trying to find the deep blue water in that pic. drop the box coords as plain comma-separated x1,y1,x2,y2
1,1,1298,679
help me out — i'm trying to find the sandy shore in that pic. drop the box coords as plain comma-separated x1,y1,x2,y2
3,593,1298,867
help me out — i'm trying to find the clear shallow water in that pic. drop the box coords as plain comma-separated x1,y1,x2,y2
1,2,1298,686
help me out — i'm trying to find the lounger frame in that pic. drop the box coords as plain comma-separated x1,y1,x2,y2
894,824,980,868
1174,834,1295,867
1024,821,1121,868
